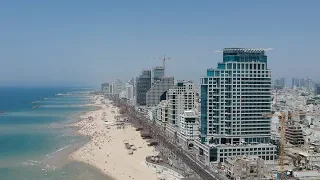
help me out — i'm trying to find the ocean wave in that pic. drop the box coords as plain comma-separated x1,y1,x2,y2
41,105,84,108
20,160,42,166
56,93,73,96
3,111,65,117
46,144,71,158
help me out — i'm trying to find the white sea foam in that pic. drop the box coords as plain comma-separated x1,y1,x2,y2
46,144,71,158
41,104,82,108
20,160,42,166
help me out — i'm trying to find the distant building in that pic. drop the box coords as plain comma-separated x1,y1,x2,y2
196,48,275,164
274,77,285,89
299,78,306,88
292,78,300,88
125,82,134,100
315,83,320,95
292,77,314,89
307,77,313,90
156,100,170,125
108,83,114,94
101,82,114,94
151,66,165,85
135,70,152,106
224,156,265,180
146,76,174,107
101,83,109,91
112,79,125,95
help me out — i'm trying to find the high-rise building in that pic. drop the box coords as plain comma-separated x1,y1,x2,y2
166,80,197,137
299,78,306,88
307,77,313,90
101,83,109,92
125,82,134,100
274,77,285,89
280,77,285,88
100,82,114,94
112,79,125,95
291,78,299,88
135,70,152,106
315,83,320,95
196,48,275,163
151,66,165,85
146,76,174,107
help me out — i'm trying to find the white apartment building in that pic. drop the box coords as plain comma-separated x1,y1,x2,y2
166,80,197,138
178,110,199,149
125,83,134,100
156,100,169,126
112,79,125,95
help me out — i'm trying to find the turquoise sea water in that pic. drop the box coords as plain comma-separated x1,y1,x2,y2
0,87,111,180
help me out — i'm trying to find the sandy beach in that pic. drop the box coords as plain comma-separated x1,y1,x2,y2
69,95,160,180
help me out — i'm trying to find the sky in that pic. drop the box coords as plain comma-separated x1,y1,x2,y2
0,0,319,87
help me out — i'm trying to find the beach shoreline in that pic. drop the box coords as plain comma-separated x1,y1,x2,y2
68,95,160,180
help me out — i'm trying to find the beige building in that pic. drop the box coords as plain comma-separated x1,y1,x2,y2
224,156,265,180
285,123,304,145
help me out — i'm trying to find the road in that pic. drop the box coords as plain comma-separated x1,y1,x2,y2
113,98,222,180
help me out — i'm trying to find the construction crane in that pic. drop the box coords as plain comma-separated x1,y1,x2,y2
263,110,307,180
161,55,170,69
275,111,287,180
274,88,279,111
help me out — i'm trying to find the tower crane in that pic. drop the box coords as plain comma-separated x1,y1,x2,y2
263,111,300,180
161,55,170,69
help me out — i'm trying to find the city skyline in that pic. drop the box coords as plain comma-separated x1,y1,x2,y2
1,1,320,87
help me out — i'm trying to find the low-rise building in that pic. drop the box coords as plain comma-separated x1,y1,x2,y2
224,156,265,180
194,140,276,165
285,123,304,145
156,100,170,126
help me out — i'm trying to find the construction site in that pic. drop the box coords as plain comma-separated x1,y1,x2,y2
268,88,320,180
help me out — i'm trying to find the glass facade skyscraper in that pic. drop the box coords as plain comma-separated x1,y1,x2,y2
146,76,174,106
196,48,275,163
151,66,165,85
135,70,152,106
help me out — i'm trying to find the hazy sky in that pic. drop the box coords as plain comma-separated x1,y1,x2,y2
0,0,319,87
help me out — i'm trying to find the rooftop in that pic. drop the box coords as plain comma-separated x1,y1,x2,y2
152,66,165,70
207,142,276,148
216,48,273,53
182,110,197,117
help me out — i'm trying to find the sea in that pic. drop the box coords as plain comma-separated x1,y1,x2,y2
0,87,112,180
